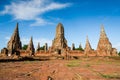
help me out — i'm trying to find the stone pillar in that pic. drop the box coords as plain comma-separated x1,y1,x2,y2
44,43,48,52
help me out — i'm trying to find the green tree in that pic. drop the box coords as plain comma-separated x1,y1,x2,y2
40,46,45,50
118,51,120,56
22,45,28,50
75,48,84,51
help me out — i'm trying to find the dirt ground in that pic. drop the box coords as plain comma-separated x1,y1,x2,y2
0,57,120,80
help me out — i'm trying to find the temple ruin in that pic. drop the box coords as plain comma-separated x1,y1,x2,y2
0,23,118,59
6,23,22,56
96,25,118,56
50,23,69,56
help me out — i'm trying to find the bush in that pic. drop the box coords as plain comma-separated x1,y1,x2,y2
75,48,84,51
22,45,28,50
118,52,120,56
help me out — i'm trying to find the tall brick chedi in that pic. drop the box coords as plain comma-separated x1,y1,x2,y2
51,23,69,55
7,23,22,55
97,25,117,56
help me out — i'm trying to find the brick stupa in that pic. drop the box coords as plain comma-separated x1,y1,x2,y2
97,25,117,56
7,23,22,56
50,23,69,56
84,36,92,55
27,37,35,56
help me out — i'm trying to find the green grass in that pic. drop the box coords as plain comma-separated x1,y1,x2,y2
66,60,80,67
85,64,91,67
99,73,120,79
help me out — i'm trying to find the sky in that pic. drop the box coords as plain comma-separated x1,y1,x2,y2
0,0,120,51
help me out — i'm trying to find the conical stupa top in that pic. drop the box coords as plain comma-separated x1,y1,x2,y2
72,43,75,50
85,36,92,50
79,43,82,49
37,42,40,49
57,23,64,28
15,22,18,31
7,22,22,50
11,22,19,38
30,37,33,43
100,24,107,39
27,37,35,51
86,36,89,43
56,23,64,37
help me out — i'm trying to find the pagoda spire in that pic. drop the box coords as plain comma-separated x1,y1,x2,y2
84,36,92,54
36,42,40,51
7,22,22,55
71,43,75,50
27,37,35,56
79,43,82,49
85,36,92,50
51,23,68,50
100,24,107,39
97,25,113,56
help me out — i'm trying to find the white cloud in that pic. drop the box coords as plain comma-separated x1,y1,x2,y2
30,18,55,26
0,0,71,26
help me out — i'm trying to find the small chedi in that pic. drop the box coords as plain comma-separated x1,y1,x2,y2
71,43,75,50
0,22,118,59
36,42,40,52
26,37,35,56
84,36,93,56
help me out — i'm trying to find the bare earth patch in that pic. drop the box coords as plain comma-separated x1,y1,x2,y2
0,57,120,80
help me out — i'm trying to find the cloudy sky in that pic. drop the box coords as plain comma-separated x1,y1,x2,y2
0,0,120,51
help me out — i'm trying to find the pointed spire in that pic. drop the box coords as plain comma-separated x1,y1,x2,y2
27,37,35,55
97,25,113,56
28,37,34,49
37,42,40,51
44,43,48,52
86,35,89,43
71,43,75,50
28,37,32,44
100,24,107,39
56,22,64,37
7,22,22,53
79,43,82,49
84,36,92,51
12,22,19,36
16,22,18,29
15,22,18,31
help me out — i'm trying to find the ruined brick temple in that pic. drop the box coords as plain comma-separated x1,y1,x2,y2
50,23,69,56
0,23,118,59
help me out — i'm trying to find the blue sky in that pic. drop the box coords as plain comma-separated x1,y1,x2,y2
0,0,120,51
